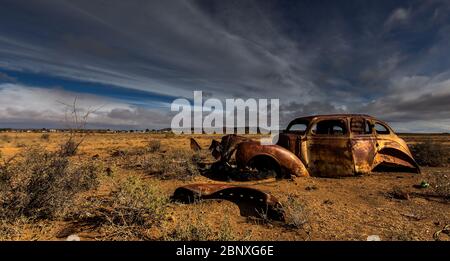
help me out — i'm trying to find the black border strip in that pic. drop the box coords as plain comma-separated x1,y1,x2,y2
0,241,449,259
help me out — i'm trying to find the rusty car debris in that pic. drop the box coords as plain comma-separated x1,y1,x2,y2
193,114,420,178
172,183,285,221
190,138,202,152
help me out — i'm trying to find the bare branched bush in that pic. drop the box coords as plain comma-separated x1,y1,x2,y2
0,146,100,220
409,140,449,167
58,97,101,157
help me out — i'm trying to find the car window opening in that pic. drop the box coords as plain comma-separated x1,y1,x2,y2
374,122,390,135
351,118,372,135
311,120,347,135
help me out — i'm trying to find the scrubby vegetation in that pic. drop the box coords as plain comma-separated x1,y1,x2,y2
72,176,168,240
115,144,200,180
0,146,100,221
59,138,81,157
147,140,161,153
40,133,50,141
142,150,200,180
409,140,449,167
164,212,240,241
284,195,309,230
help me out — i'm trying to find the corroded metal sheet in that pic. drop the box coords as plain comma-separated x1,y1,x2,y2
172,183,285,221
235,141,309,177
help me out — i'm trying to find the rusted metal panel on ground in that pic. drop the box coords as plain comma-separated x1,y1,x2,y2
172,183,285,221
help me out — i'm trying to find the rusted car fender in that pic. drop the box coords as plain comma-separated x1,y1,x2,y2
235,142,309,177
172,183,285,221
371,142,420,173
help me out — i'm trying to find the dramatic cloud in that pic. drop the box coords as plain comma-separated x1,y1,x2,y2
0,83,173,129
0,0,449,131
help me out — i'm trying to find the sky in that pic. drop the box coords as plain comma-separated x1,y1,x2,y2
0,0,449,132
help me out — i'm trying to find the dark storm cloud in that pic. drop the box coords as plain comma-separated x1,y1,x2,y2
0,0,449,131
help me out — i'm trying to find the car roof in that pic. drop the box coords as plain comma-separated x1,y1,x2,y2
290,114,383,123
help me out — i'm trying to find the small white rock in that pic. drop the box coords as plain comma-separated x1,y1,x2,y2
66,234,81,241
367,235,381,241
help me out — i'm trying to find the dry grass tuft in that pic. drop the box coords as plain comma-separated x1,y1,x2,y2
117,148,200,181
142,150,200,180
164,212,238,241
284,195,309,230
147,140,161,153
72,176,168,240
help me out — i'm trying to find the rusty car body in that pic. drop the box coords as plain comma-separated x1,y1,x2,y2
207,114,420,178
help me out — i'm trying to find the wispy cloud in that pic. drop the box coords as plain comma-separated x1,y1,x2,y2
384,7,411,29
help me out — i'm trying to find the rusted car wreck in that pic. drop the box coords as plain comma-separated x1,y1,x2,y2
175,114,420,221
202,114,420,178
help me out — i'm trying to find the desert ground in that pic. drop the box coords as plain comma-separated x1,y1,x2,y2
0,132,449,241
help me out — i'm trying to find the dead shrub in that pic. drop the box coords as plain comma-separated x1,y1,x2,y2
284,195,310,230
147,140,161,153
59,138,80,157
0,146,100,220
73,176,167,240
40,133,50,141
409,140,449,167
